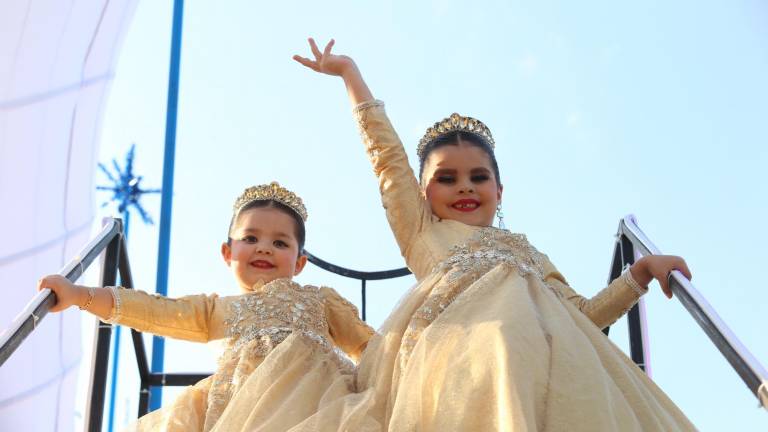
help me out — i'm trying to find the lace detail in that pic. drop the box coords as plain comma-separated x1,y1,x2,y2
399,228,549,368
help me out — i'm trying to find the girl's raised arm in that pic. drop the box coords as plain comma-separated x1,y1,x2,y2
294,39,432,265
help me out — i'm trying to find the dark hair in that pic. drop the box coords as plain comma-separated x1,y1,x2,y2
227,200,306,255
418,132,501,185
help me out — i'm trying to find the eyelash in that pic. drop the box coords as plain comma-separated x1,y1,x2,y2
240,236,289,248
436,174,490,184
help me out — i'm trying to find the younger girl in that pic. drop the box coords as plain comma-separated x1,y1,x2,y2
294,39,697,430
39,182,374,432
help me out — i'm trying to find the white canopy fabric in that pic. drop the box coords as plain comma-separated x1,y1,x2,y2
0,1,137,430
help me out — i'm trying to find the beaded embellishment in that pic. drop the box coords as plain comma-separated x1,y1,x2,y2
204,279,354,428
399,228,548,368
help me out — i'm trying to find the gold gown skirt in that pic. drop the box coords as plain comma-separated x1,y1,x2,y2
293,264,696,431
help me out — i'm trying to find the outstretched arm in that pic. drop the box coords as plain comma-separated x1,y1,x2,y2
293,38,373,107
38,275,113,320
546,255,693,329
38,274,220,342
294,39,432,271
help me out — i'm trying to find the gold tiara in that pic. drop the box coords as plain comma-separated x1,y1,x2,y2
233,182,308,222
417,113,495,160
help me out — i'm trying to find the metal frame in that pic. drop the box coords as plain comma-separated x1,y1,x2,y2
604,225,649,371
617,215,768,408
304,251,411,321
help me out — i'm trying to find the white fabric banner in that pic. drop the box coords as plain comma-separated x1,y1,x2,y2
0,1,137,430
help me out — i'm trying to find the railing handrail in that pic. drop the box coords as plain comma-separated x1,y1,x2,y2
619,214,768,409
304,251,411,280
0,218,121,367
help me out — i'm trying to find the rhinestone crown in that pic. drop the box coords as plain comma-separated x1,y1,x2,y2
417,113,495,160
233,182,308,222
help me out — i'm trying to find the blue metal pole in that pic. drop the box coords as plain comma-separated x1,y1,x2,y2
151,0,184,410
107,212,129,432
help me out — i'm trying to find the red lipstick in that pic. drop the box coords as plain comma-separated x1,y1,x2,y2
451,199,480,212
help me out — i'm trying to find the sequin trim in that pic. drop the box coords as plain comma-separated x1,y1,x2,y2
352,99,385,115
103,286,122,323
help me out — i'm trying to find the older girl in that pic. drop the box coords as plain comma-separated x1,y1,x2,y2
294,39,696,431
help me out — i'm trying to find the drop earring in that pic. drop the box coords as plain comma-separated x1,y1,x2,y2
496,203,506,230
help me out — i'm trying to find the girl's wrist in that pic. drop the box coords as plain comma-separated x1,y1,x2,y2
75,285,91,309
629,259,652,287
340,62,361,82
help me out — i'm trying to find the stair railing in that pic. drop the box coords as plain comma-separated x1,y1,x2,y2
611,214,767,409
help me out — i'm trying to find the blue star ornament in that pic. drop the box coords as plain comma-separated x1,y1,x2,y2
97,144,161,224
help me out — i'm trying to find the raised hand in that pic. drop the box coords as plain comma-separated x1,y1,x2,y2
293,38,356,77
293,37,373,105
630,255,693,299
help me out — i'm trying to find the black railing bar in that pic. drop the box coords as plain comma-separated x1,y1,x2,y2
0,218,120,367
117,240,152,381
146,373,211,386
620,215,768,408
305,251,411,280
84,220,122,432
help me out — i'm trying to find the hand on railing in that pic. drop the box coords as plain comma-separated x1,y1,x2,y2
629,255,693,299
38,275,114,320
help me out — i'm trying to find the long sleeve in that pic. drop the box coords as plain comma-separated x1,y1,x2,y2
320,287,376,362
105,287,225,342
543,260,647,329
353,101,432,259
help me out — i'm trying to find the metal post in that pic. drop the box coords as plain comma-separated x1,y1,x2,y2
361,279,367,321
604,231,648,372
151,0,185,410
618,235,647,372
107,212,129,432
84,222,123,431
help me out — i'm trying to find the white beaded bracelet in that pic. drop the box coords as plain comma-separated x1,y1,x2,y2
622,268,648,296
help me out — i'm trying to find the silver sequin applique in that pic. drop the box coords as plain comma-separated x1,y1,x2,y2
399,228,548,369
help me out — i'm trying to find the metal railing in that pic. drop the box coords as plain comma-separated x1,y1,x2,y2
613,215,768,408
0,218,123,431
304,251,411,321
2,215,765,432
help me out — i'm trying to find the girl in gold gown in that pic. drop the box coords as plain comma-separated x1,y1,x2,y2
38,182,374,431
292,39,698,431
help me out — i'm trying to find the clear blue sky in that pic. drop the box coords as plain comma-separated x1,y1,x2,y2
92,1,768,429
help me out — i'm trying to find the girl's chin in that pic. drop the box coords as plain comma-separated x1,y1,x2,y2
438,214,493,227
